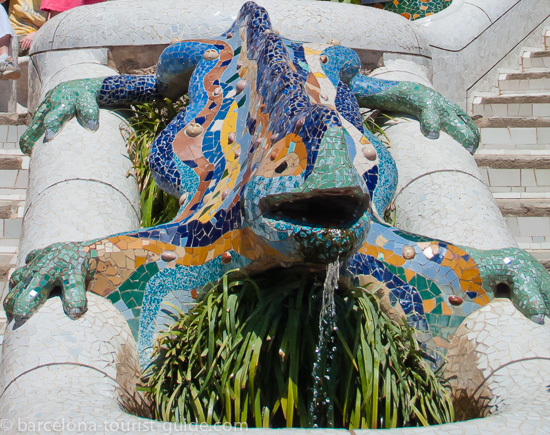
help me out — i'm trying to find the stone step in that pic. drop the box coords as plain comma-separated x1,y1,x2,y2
495,195,550,216
0,238,18,351
489,193,550,249
0,246,17,281
0,201,23,220
472,93,550,118
477,160,550,193
475,117,550,128
0,149,29,192
0,151,27,170
0,194,25,243
0,122,26,150
0,310,6,358
475,118,550,149
0,151,26,250
475,150,550,168
529,250,550,271
0,187,27,196
498,71,550,95
521,49,550,72
545,30,550,50
0,113,29,340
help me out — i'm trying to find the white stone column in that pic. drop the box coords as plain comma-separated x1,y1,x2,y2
387,122,516,250
18,49,140,265
370,61,516,250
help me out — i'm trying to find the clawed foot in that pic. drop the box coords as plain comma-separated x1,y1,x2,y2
20,78,104,154
464,246,550,324
4,242,93,323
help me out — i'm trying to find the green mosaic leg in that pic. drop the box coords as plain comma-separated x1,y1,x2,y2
462,246,550,324
20,78,105,154
4,242,94,321
355,81,480,153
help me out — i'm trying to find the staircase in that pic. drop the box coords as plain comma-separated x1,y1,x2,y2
0,119,29,352
0,118,28,349
473,27,550,269
0,52,30,353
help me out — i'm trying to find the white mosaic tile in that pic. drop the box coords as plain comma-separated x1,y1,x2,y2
382,118,515,250
31,0,429,61
424,0,549,108
19,180,140,266
2,1,548,433
26,114,138,211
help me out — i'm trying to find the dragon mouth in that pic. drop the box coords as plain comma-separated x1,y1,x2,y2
260,187,370,228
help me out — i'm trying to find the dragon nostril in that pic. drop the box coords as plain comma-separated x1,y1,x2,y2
260,187,369,228
275,161,288,174
495,282,512,299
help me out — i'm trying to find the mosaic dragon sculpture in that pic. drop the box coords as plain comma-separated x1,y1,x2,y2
5,1,550,367
367,0,453,21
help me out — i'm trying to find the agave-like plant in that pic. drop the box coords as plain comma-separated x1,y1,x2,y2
125,97,187,227
140,268,454,429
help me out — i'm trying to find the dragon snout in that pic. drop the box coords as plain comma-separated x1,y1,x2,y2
260,187,369,228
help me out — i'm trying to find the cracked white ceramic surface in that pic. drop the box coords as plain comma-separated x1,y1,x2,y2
25,114,138,209
418,0,550,108
18,110,141,265
446,300,550,426
2,297,550,433
383,121,515,249
30,0,430,57
19,180,140,267
2,0,549,432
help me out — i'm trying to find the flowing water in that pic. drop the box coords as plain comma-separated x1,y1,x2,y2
309,259,340,428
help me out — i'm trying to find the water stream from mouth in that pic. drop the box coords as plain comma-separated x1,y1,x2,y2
309,259,340,428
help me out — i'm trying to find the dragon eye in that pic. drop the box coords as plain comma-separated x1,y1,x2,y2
275,161,288,174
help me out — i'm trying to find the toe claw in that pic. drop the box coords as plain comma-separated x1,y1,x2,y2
44,129,55,142
426,131,439,140
13,314,29,324
85,119,99,131
531,313,545,325
66,307,86,319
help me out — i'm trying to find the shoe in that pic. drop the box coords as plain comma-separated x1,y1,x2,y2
0,57,21,80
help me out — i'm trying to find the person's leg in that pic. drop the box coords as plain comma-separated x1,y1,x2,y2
0,2,13,56
0,34,9,56
0,34,20,80
0,5,20,79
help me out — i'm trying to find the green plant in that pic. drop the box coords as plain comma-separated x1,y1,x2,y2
383,201,397,226
362,109,394,147
125,97,188,227
451,389,491,422
141,268,454,429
